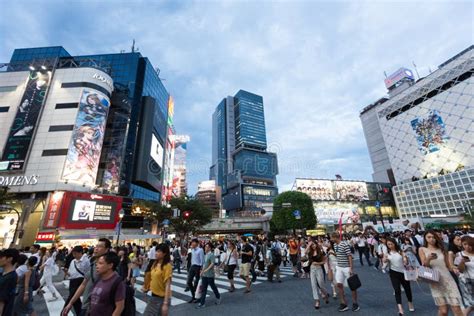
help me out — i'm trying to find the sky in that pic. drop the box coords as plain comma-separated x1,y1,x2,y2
0,0,472,194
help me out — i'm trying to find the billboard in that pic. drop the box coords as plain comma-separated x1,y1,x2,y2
384,67,414,89
313,202,361,225
0,71,51,171
55,191,122,230
43,191,65,228
295,179,334,200
334,181,368,201
62,90,110,185
411,110,449,155
150,134,164,167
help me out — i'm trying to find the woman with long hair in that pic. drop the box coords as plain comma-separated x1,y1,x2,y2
39,249,59,301
401,237,419,268
454,235,474,316
419,230,463,316
117,247,132,282
448,234,463,271
143,243,172,316
222,240,239,292
326,241,338,298
383,237,414,316
14,256,38,315
306,241,329,309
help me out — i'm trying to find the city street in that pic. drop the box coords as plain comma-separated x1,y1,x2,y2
33,260,439,315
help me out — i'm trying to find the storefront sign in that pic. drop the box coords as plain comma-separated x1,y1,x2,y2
92,73,113,90
0,175,39,186
1,71,51,171
36,232,55,241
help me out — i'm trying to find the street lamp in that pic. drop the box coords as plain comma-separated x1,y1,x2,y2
116,209,125,246
0,204,21,247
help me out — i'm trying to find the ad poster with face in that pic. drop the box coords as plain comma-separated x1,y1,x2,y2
62,90,110,185
0,71,50,171
334,181,369,202
411,110,449,155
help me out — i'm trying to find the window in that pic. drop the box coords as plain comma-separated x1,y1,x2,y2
49,125,74,132
42,149,68,156
0,106,9,113
55,103,78,109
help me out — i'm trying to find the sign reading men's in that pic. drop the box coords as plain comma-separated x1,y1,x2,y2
0,71,51,171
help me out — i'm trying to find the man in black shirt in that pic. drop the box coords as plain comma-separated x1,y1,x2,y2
240,237,253,293
0,248,20,316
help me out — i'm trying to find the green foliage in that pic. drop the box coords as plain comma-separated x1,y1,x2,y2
271,191,317,232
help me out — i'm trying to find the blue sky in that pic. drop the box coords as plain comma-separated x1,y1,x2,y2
1,0,472,194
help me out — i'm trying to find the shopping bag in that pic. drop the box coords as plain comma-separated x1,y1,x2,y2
417,266,439,283
347,274,361,291
404,268,418,281
195,279,203,299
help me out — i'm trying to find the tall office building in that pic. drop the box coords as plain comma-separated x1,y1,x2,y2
0,45,171,246
210,90,278,216
360,46,474,220
171,135,190,198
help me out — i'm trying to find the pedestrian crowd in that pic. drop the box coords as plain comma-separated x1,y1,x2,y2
0,228,472,316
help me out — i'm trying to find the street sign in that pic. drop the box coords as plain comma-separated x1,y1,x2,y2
282,203,292,207
375,201,381,208
163,219,170,227
293,210,301,220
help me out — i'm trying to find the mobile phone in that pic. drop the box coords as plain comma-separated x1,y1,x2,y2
431,253,438,259
462,256,470,262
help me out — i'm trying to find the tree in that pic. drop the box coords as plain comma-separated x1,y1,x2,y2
271,191,317,234
168,196,212,237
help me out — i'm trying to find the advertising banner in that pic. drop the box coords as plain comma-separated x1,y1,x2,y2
35,232,55,242
62,90,110,185
150,134,164,167
334,181,368,201
295,179,334,200
0,71,51,171
411,110,449,155
314,202,361,225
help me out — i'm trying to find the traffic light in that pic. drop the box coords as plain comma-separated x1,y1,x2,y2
183,211,191,219
372,216,377,225
388,216,394,224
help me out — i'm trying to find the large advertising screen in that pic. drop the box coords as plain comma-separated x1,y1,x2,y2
295,179,369,202
411,110,449,155
55,191,122,230
150,134,164,168
62,90,110,185
0,71,51,171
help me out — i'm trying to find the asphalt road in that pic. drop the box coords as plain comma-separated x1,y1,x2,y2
33,260,439,316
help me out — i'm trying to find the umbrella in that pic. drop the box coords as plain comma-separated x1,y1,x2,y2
243,233,254,237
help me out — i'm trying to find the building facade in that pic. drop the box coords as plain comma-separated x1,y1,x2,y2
0,46,172,247
195,180,221,218
360,46,474,220
210,90,278,217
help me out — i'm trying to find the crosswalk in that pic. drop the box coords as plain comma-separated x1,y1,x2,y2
34,265,296,315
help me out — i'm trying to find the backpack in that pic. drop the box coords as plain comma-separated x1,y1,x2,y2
32,269,41,291
271,247,281,265
110,276,136,316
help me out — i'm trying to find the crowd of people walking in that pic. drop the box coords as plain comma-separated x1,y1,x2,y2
0,227,472,315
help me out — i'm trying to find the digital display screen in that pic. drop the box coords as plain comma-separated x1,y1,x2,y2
150,134,164,167
69,199,116,223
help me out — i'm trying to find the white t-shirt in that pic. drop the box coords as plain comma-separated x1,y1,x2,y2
16,264,28,278
44,257,55,274
356,237,367,248
454,251,474,279
387,251,404,273
148,246,156,260
377,244,388,256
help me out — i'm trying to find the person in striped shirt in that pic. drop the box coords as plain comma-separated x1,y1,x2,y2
330,232,359,313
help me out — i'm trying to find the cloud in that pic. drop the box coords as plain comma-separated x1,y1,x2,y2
0,0,472,195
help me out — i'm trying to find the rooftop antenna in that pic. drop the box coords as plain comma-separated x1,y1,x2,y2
131,39,139,53
383,71,388,78
412,61,420,80
155,67,166,81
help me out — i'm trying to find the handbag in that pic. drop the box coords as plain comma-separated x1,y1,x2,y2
195,279,203,299
347,274,361,291
403,268,418,281
223,250,232,273
417,266,440,283
302,260,310,268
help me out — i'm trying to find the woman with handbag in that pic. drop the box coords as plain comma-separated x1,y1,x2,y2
454,235,474,316
307,242,329,309
222,241,238,292
383,237,415,316
419,230,463,316
327,242,338,298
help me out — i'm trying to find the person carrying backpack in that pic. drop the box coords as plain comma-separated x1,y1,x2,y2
62,246,89,315
13,256,38,315
89,252,125,315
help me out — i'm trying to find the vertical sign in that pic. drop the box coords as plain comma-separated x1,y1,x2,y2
43,191,65,228
62,90,110,185
0,71,51,171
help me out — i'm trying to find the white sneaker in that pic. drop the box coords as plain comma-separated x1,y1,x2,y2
48,296,58,302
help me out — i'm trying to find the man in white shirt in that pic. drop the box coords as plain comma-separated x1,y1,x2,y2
145,241,158,273
62,246,89,315
354,233,373,266
375,234,388,272
29,244,41,267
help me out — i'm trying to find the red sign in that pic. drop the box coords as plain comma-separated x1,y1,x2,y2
36,232,55,241
43,191,65,228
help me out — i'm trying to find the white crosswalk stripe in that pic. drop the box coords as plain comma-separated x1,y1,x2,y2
34,265,294,315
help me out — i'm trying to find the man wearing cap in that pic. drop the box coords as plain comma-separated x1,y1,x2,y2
63,246,89,316
0,248,20,316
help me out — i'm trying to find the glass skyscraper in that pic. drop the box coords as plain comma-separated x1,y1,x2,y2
210,90,278,216
6,46,170,201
